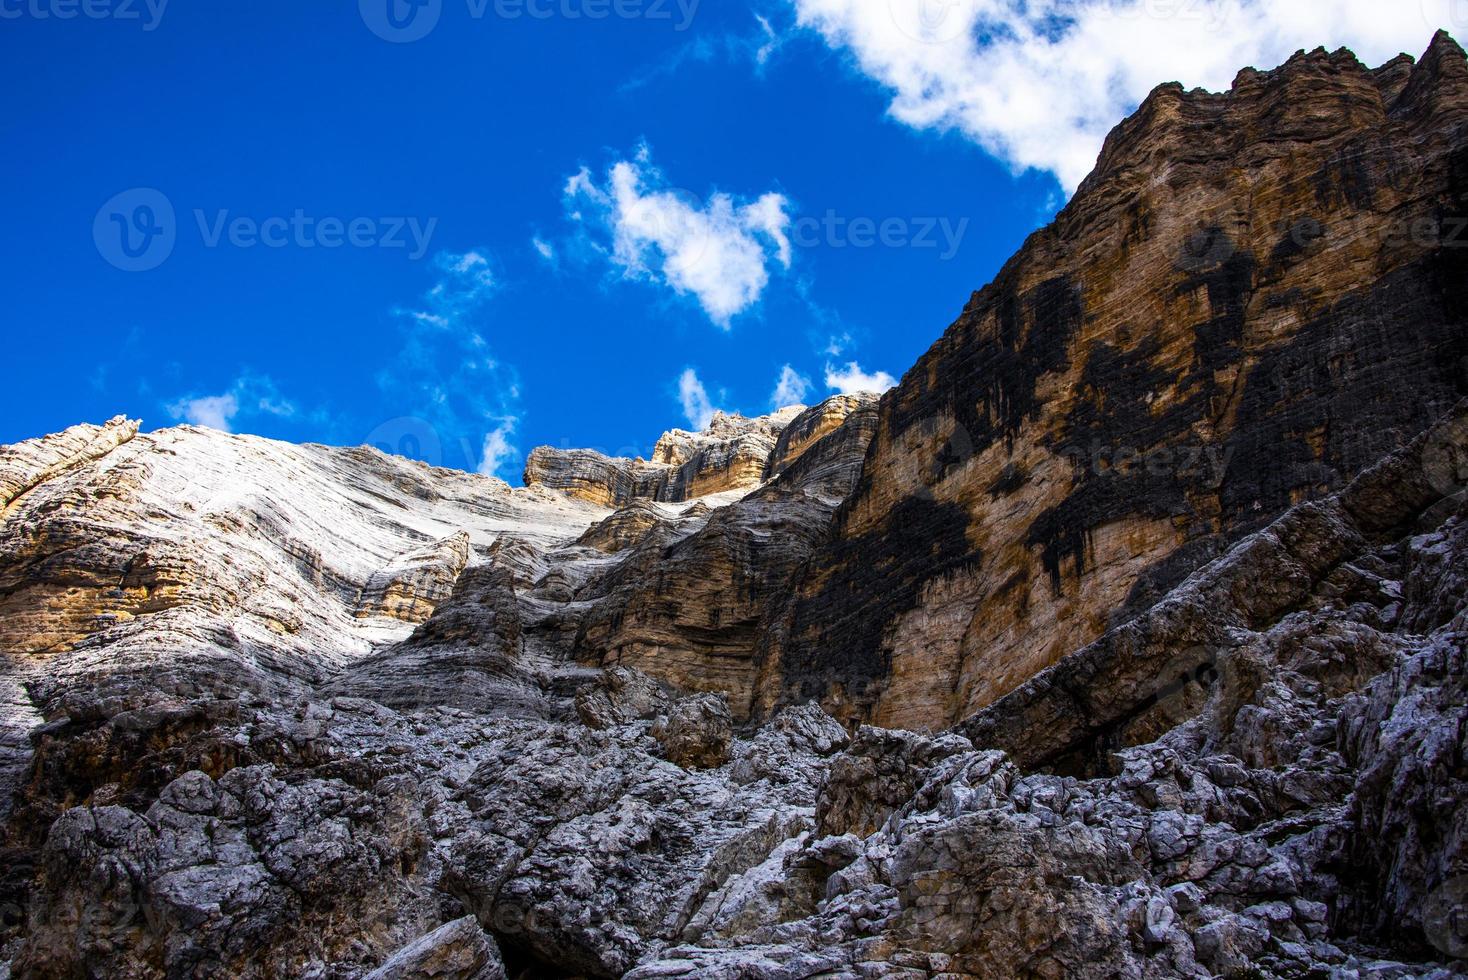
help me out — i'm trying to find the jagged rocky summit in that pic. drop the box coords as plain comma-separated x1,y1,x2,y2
0,32,1466,980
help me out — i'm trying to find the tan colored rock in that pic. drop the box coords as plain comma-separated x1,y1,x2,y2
355,532,471,624
760,34,1468,730
764,394,878,480
523,406,804,507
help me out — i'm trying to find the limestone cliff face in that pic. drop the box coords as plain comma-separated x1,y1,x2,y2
523,406,808,507
572,399,880,718
4,34,1468,980
760,34,1468,730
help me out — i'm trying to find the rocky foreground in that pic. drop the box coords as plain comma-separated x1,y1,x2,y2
1,32,1467,980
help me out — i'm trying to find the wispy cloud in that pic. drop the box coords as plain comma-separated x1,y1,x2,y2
792,0,1449,192
825,360,896,395
771,364,812,408
620,12,790,93
478,417,519,480
677,368,721,430
165,373,299,433
379,249,523,476
822,332,852,357
564,144,793,328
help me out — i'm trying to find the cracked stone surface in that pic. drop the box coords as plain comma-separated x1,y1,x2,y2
1,34,1467,980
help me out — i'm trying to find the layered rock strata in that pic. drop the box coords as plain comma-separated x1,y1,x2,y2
759,33,1468,730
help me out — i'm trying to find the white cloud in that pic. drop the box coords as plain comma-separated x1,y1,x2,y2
422,250,496,319
678,368,720,430
771,364,812,408
171,393,239,431
532,237,556,263
477,418,519,479
792,0,1452,192
565,147,793,328
825,361,896,395
823,332,852,357
166,374,298,433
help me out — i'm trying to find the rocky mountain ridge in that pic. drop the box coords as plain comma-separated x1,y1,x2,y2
1,32,1466,980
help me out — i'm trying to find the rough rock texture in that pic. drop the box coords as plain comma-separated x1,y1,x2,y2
2,35,1468,980
362,916,506,980
0,416,139,517
652,692,733,769
630,406,1468,979
576,666,672,729
571,398,881,718
356,532,472,625
760,33,1468,729
524,407,807,507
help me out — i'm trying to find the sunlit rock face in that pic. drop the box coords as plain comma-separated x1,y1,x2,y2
523,405,815,507
760,34,1468,731
1,34,1467,980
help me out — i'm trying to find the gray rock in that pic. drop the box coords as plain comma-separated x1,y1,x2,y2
362,916,506,980
653,693,733,769
575,666,672,729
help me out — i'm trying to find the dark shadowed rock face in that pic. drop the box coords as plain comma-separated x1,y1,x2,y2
760,33,1468,731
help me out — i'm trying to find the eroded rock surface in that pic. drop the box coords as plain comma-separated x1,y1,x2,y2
761,34,1468,730
1,34,1467,980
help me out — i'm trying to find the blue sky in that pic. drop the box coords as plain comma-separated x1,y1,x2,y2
2,0,1455,479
